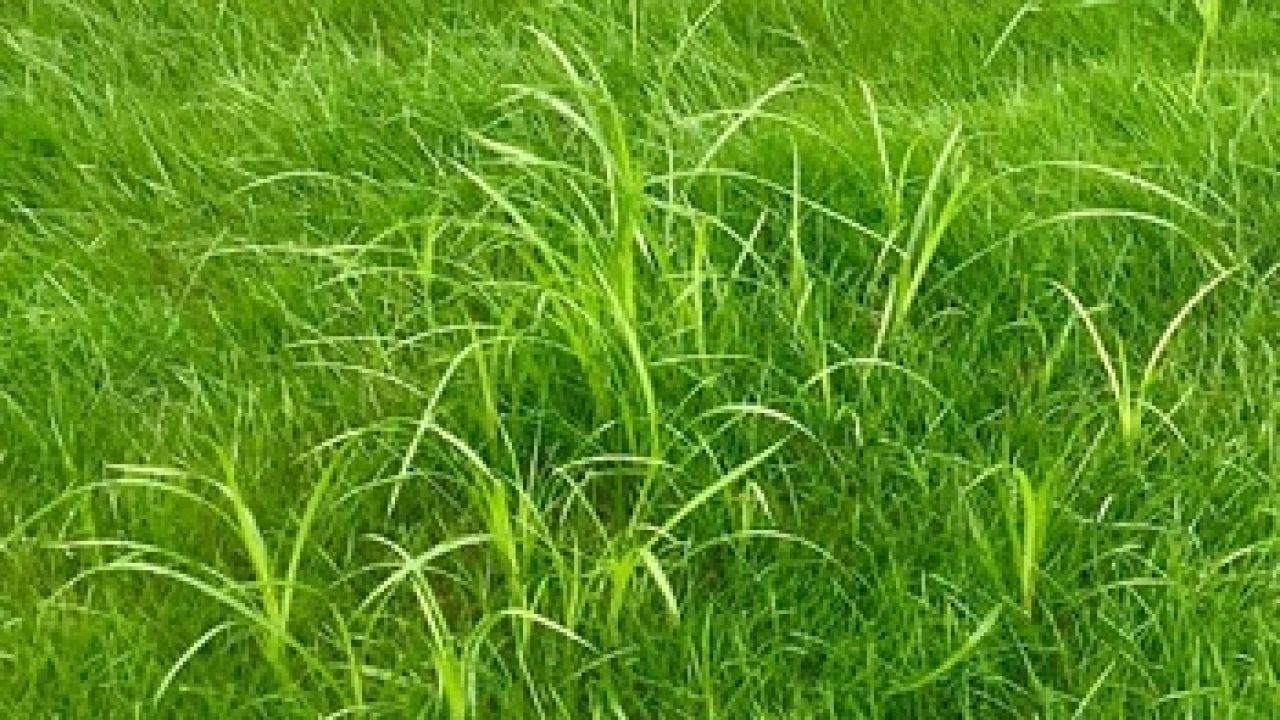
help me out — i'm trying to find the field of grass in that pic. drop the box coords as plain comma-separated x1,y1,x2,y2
2,0,1279,716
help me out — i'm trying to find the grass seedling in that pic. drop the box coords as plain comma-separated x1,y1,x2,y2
1005,468,1053,616
26,454,345,708
965,464,1054,617
1053,264,1237,443
1192,0,1223,99
605,435,790,644
863,82,975,358
884,123,972,337
358,531,491,720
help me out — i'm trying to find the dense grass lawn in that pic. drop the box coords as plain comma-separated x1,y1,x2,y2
3,0,1279,716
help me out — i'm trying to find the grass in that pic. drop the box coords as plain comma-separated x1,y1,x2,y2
2,0,1279,717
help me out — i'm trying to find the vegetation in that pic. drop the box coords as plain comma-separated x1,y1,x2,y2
2,0,1278,716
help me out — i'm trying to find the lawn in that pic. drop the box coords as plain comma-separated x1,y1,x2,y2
2,0,1279,717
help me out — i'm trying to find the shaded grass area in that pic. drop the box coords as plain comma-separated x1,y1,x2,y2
3,0,1280,717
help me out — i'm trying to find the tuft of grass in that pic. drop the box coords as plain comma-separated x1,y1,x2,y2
1053,264,1238,444
1192,0,1223,98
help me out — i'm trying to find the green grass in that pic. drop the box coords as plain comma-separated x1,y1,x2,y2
2,0,1279,716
